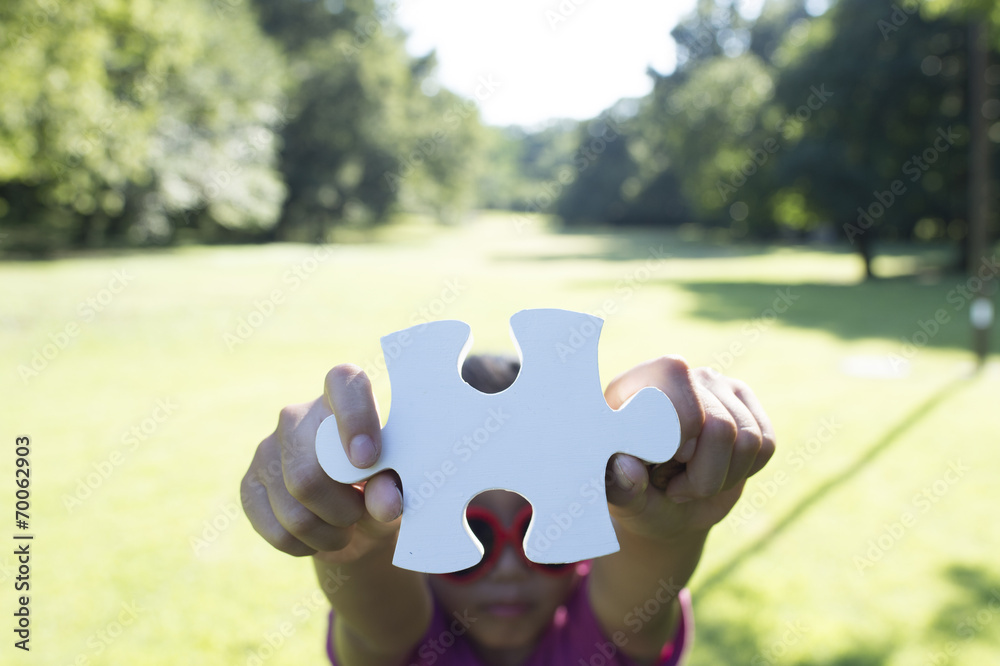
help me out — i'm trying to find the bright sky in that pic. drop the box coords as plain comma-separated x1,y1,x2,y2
394,0,700,127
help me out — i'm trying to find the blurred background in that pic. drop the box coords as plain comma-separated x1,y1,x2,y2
2,0,999,663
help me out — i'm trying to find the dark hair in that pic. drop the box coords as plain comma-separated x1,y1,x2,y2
461,354,520,394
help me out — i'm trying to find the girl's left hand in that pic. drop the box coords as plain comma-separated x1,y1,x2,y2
602,356,776,540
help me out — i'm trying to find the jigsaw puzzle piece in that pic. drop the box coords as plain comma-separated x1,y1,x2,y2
379,319,473,408
392,492,484,574
508,309,607,410
316,309,682,574
521,492,619,564
504,310,680,564
605,385,682,469
315,319,473,486
509,386,679,565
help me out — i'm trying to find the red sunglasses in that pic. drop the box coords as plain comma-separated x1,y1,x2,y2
444,505,577,583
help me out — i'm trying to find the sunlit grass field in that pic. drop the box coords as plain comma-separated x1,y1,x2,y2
2,212,998,665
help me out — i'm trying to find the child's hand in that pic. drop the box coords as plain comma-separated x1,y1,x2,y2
602,356,775,540
241,365,404,561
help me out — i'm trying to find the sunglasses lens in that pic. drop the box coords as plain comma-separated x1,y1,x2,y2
469,516,496,553
445,508,575,581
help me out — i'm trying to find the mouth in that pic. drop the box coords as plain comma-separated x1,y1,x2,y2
482,601,534,618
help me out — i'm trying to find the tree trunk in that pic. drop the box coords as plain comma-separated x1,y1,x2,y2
857,230,876,279
968,20,993,365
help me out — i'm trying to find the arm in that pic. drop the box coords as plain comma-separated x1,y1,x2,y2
242,365,432,666
315,533,431,666
588,357,776,662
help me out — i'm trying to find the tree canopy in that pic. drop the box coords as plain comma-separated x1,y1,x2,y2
0,0,485,252
549,0,997,276
0,0,287,251
0,0,995,269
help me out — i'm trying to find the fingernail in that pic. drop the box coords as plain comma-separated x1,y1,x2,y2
671,496,693,504
392,485,404,520
349,434,376,467
614,458,635,491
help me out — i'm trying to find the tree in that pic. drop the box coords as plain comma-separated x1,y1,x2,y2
554,116,640,226
0,0,287,253
772,0,986,276
641,52,780,234
476,121,583,213
253,0,485,241
554,0,797,232
924,0,1000,44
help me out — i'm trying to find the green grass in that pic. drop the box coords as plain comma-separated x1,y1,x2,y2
2,212,998,665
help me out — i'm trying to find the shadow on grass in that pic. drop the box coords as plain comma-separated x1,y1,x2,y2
692,583,895,666
695,374,971,599
675,280,999,352
687,376,975,665
690,597,769,665
926,564,1000,648
494,226,795,262
498,222,963,266
694,537,999,665
791,651,894,666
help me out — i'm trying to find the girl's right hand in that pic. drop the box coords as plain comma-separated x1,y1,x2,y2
241,365,404,561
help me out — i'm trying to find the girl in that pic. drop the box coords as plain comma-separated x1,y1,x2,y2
242,354,774,665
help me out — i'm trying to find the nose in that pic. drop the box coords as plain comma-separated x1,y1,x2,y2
489,541,530,581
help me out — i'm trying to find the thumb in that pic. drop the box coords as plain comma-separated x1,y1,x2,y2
605,453,650,513
363,471,404,524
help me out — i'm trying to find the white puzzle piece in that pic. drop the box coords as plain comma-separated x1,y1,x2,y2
315,308,681,574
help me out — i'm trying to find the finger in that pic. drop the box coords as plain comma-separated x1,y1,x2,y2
729,379,777,477
693,371,764,490
664,382,736,501
364,470,404,523
276,402,366,528
647,459,687,491
241,470,316,557
325,364,382,468
263,460,357,553
604,453,650,510
604,356,705,463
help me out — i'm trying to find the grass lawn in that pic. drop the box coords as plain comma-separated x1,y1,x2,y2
2,212,998,665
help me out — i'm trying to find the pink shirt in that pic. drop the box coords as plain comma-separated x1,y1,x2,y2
325,576,693,666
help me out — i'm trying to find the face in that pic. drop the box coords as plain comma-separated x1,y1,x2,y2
428,491,579,659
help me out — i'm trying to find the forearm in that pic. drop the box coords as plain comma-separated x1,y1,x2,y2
315,532,432,666
589,522,708,660
592,356,774,660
